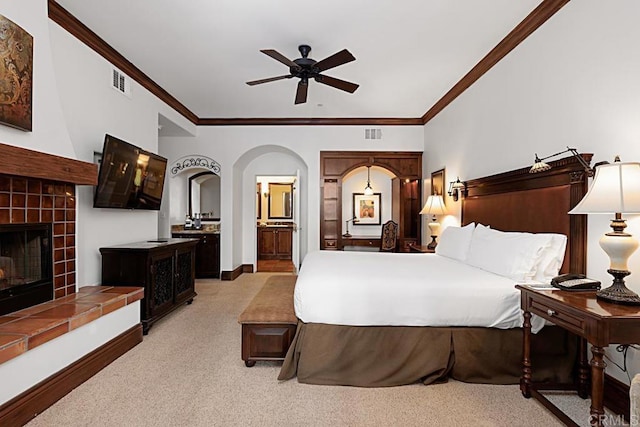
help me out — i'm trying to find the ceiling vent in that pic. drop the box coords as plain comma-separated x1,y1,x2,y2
111,67,131,98
364,129,382,140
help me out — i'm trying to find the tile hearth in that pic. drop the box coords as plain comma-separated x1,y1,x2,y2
0,285,143,365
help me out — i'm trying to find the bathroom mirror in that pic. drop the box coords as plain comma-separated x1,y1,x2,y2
268,183,293,219
189,172,220,221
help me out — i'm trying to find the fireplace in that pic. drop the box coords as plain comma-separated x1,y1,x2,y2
0,223,53,315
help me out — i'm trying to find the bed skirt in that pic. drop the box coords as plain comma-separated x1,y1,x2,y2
278,322,576,387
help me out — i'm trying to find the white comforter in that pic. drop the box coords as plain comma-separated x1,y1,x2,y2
294,250,545,333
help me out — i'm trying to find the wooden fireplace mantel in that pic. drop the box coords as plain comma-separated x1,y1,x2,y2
0,142,98,185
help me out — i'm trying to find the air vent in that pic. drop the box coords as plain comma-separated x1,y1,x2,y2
111,67,131,98
365,129,382,140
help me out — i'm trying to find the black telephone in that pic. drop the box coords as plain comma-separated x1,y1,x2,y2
551,273,601,291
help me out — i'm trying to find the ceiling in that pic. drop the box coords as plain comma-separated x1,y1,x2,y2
55,0,545,120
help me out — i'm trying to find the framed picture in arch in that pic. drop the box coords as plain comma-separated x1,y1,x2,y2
353,193,381,225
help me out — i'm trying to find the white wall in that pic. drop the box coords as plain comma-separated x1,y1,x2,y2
48,17,196,285
0,0,75,157
423,0,640,383
159,126,424,273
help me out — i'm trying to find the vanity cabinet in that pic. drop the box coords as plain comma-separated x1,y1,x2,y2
257,227,292,260
172,232,220,278
100,238,198,334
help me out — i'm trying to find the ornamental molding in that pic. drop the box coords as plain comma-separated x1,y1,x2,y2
170,155,221,176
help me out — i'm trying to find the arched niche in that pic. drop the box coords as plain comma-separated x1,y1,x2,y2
189,171,221,220
169,154,222,223
319,151,423,252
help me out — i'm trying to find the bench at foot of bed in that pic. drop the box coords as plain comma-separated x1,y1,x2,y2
237,275,298,367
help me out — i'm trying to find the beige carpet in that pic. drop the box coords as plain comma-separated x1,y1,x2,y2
26,273,600,426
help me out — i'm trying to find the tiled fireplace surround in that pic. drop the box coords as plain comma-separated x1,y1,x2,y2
0,174,77,299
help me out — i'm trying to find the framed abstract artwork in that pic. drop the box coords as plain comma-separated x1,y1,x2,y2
0,15,33,131
353,193,381,225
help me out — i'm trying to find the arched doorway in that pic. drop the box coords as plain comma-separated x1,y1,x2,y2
233,145,309,274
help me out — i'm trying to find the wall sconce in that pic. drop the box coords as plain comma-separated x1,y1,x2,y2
529,146,596,176
447,177,466,202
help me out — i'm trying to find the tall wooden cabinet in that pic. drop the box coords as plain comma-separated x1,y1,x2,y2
392,178,422,251
100,238,198,334
257,226,293,260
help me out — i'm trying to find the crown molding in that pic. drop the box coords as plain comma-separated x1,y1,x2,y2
421,0,569,124
197,117,423,126
48,0,199,124
48,0,568,128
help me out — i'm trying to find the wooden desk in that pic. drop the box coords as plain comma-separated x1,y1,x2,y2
340,235,381,251
517,285,640,426
408,244,435,253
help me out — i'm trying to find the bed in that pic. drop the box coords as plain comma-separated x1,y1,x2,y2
279,154,592,387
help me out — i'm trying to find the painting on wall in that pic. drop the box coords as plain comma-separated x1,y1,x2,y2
353,193,381,225
431,168,445,197
0,15,33,132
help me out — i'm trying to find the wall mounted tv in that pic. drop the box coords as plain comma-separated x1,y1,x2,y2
93,134,168,210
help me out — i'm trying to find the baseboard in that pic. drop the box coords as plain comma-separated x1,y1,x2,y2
0,324,143,426
242,264,253,273
604,373,630,421
221,265,243,281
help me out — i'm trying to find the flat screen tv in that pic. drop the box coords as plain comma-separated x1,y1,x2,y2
93,134,168,210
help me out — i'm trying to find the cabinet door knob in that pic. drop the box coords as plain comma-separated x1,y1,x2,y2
547,309,556,316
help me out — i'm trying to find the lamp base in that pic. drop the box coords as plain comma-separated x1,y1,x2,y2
427,235,438,250
342,232,352,238
596,269,640,306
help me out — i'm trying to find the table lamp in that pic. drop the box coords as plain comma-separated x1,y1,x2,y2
569,158,640,305
420,194,446,249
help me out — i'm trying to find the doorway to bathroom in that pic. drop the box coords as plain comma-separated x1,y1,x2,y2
256,175,298,273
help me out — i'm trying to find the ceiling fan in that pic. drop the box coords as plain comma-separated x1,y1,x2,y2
246,44,359,105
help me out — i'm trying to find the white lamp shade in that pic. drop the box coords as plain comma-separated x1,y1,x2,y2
420,195,446,216
569,162,640,214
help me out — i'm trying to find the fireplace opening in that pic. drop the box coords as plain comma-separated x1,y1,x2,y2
0,223,53,315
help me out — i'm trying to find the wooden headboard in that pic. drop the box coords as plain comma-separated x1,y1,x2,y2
461,154,591,274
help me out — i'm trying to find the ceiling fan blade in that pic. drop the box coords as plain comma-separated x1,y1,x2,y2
246,75,291,86
315,75,359,93
314,49,356,72
294,80,308,104
260,49,300,69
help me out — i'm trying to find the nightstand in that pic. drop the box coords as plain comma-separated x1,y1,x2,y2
408,244,435,253
516,285,640,427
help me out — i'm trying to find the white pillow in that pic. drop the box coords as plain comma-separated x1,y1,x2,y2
466,226,552,281
533,234,568,283
435,222,476,262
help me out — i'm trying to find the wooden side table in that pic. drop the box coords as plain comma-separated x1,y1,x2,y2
408,244,435,253
517,285,640,426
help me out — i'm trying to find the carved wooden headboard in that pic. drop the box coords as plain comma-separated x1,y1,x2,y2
461,154,591,274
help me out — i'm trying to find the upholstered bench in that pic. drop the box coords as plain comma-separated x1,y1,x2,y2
237,275,297,367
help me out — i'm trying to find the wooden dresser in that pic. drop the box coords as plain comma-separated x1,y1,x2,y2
100,238,198,334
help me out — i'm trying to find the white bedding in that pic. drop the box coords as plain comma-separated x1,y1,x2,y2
294,250,546,333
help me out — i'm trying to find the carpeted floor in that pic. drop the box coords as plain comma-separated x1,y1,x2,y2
26,273,604,426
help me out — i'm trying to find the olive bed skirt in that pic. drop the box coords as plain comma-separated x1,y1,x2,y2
278,322,576,387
